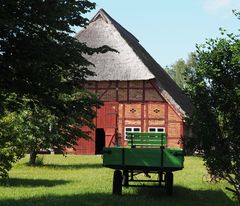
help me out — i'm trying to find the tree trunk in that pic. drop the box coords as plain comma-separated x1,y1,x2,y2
29,150,37,165
235,188,240,206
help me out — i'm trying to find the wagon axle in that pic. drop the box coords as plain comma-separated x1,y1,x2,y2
112,169,173,195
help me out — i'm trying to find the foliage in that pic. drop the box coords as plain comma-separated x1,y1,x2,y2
0,109,26,178
0,155,236,206
0,0,113,173
165,53,196,89
185,14,240,202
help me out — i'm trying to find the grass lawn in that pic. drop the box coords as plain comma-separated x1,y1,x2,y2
0,155,237,206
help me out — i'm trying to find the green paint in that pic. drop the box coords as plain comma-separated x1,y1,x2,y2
103,147,184,170
103,132,183,171
126,132,167,147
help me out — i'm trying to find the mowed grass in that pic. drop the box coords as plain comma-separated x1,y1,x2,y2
0,155,237,206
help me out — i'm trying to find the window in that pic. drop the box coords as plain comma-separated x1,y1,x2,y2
148,127,165,133
124,127,141,140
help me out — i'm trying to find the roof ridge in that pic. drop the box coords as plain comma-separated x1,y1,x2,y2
90,8,110,24
90,9,139,43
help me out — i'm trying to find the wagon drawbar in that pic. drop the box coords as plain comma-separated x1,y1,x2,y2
102,132,184,195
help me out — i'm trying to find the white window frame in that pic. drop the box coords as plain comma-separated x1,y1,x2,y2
148,127,165,133
124,127,141,140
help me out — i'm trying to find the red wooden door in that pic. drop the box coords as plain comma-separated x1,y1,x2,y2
72,102,118,155
97,102,118,147
73,125,95,154
105,102,118,128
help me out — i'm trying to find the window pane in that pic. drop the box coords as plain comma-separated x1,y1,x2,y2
157,128,164,132
149,128,156,132
134,128,140,132
126,128,132,131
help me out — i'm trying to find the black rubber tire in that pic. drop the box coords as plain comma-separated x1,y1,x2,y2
113,170,122,195
165,172,173,196
158,172,163,187
122,170,129,186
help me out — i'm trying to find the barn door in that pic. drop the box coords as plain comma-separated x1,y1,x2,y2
105,102,118,147
74,125,95,155
96,102,118,147
105,102,118,128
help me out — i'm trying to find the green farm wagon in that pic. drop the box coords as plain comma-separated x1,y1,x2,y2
102,132,184,195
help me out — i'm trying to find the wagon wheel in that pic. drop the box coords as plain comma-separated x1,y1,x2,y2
158,172,163,187
113,170,122,195
122,170,129,186
165,172,173,195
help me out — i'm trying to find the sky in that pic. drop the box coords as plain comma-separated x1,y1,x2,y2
79,0,240,67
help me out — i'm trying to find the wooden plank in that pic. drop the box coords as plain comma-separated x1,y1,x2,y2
126,132,167,147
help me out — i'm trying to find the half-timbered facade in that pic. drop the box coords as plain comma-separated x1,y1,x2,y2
69,9,192,155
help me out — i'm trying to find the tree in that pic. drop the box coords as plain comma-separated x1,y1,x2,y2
185,13,240,202
0,0,113,175
0,107,26,178
165,53,196,89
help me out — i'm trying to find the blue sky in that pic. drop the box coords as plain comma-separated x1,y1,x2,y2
80,0,240,67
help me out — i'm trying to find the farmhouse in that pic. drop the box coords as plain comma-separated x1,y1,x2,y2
72,9,192,155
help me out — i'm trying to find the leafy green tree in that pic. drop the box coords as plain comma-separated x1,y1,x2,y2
185,13,240,202
0,108,27,178
165,53,196,89
0,0,112,173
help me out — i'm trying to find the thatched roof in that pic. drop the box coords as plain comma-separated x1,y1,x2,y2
75,10,154,80
75,9,192,117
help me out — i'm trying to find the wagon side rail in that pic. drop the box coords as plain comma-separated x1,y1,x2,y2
126,132,167,148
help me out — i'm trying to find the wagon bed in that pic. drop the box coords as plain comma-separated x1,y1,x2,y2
103,147,184,171
102,132,184,195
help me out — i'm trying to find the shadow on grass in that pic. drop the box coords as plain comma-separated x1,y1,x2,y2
135,186,236,205
42,163,102,170
0,186,237,206
0,178,69,187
